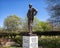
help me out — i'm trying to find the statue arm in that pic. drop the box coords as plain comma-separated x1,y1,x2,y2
33,8,38,16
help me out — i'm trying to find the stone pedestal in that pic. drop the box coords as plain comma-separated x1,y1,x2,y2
23,36,38,48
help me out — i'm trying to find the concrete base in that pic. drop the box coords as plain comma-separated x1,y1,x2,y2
23,36,38,48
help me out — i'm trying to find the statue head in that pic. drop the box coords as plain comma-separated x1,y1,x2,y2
29,4,32,8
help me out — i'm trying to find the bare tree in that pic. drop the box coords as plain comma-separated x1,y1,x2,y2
46,0,60,31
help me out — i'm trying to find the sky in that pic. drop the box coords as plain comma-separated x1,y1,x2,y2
0,0,50,27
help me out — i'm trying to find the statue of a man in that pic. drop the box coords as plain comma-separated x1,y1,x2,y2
27,4,37,35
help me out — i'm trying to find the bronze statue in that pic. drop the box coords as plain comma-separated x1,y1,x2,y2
27,4,37,35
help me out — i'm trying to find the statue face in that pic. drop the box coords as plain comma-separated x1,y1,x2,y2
29,4,32,8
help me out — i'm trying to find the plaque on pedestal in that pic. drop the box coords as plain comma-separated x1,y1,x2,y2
23,36,38,48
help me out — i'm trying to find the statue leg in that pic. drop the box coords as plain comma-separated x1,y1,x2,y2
28,19,30,32
28,19,32,35
30,20,33,34
30,18,34,35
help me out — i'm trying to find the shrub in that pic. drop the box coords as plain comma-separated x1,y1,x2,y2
38,36,60,48
13,35,22,47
